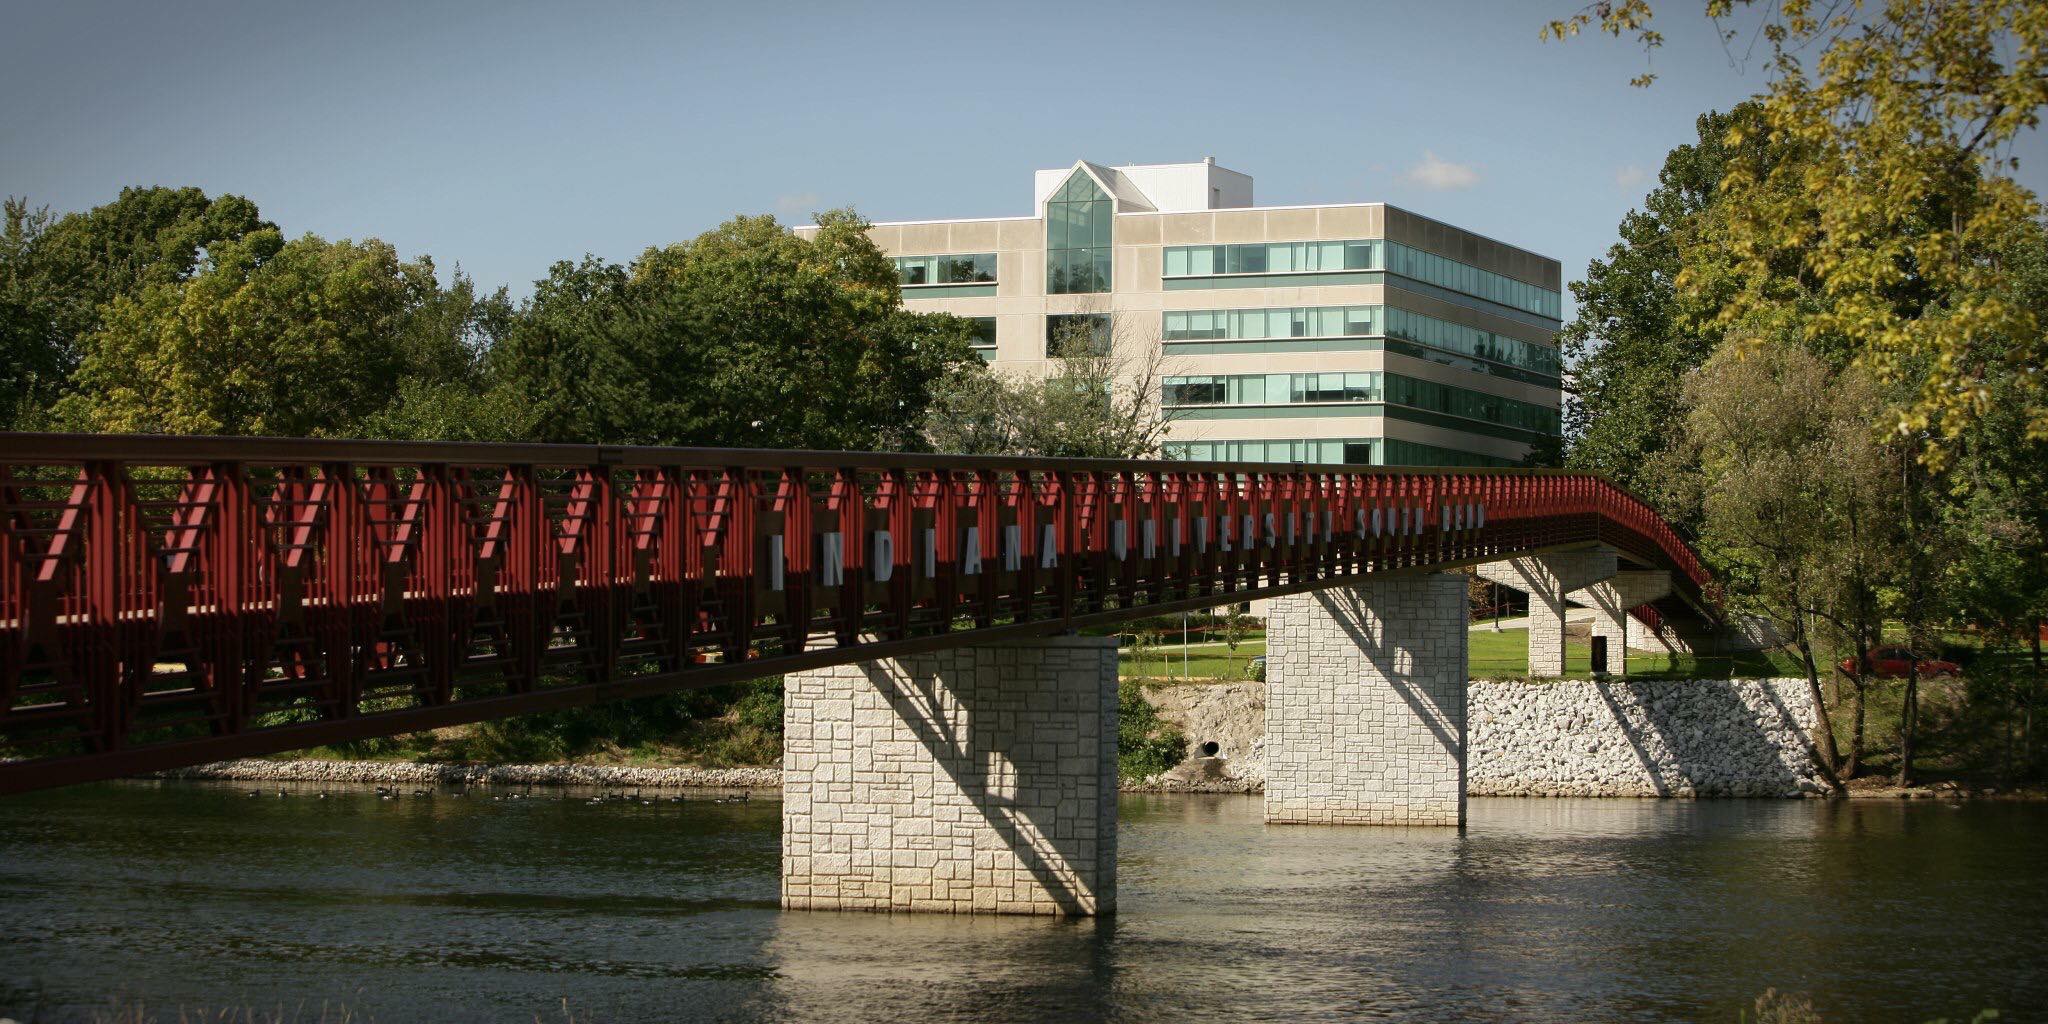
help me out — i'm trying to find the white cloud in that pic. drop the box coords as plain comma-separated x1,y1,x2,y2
775,192,822,218
1614,164,1651,189
1402,151,1480,191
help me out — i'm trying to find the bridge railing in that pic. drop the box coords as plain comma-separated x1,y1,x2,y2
0,433,1708,791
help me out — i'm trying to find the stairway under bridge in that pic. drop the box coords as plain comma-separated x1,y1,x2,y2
2,433,1715,913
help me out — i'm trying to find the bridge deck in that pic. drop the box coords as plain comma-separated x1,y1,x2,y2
0,433,1709,794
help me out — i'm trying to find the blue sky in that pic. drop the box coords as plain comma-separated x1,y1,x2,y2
6,0,2044,314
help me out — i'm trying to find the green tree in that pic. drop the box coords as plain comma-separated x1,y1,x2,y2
1116,679,1187,781
1,188,272,427
1549,0,2048,459
1680,338,1906,786
924,313,1174,459
489,210,978,449
57,230,437,437
1562,104,1775,520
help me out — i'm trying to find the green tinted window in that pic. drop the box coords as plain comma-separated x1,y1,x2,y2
1046,170,1113,294
1046,313,1112,356
895,253,996,286
1160,437,1516,467
1161,370,1559,435
968,317,997,349
1162,305,1560,377
1162,238,1562,320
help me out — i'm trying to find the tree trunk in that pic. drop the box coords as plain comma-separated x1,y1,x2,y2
1848,674,1866,779
1791,609,1843,786
1846,626,1874,779
2029,617,2043,776
1898,649,1921,789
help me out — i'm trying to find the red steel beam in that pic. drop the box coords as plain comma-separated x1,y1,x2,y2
0,431,1711,794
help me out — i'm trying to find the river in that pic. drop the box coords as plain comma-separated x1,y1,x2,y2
0,783,2040,1022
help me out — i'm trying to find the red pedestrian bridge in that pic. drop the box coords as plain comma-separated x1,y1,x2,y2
0,433,1710,798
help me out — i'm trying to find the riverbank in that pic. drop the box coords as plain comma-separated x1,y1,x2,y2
153,758,779,791
148,676,2042,800
150,756,2045,801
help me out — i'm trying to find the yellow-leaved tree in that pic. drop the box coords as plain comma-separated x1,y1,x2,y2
1548,0,2048,463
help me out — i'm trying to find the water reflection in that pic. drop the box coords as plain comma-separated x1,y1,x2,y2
0,785,2040,1022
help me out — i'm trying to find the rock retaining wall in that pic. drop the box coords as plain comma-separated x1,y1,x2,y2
1143,677,1828,798
1467,678,1826,797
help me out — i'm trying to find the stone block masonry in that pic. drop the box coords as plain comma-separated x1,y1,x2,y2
782,635,1118,916
1264,574,1469,826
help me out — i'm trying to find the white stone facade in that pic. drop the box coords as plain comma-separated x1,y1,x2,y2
781,636,1117,916
1468,678,1827,797
1264,575,1469,826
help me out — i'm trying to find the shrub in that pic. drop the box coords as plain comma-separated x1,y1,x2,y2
1116,680,1186,781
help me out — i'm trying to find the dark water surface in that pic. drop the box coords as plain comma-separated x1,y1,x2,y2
1,783,2041,1022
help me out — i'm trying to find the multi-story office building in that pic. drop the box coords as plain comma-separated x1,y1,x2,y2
808,158,1563,467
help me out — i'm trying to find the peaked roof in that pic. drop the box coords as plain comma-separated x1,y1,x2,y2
1067,160,1157,213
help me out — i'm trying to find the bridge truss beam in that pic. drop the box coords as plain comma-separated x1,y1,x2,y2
0,433,1710,794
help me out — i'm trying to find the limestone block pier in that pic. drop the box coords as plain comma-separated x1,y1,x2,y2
781,636,1118,916
1264,574,1470,826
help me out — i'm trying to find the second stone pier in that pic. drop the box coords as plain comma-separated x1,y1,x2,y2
1264,574,1470,826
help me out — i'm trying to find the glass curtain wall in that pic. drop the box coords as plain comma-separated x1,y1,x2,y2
1046,170,1113,294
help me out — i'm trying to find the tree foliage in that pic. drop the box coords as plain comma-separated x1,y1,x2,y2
923,314,1175,459
58,230,442,437
1551,0,2048,461
1562,104,1777,518
1,187,271,427
487,209,977,450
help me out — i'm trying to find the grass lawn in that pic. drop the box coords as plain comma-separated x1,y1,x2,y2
1119,638,1266,682
1466,626,1806,679
1120,625,1807,681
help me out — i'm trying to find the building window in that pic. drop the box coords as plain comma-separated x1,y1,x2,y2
1163,240,1377,278
1160,370,1560,435
968,316,997,356
895,253,997,287
1046,170,1112,294
1160,437,1515,468
1046,314,1112,357
1160,304,1561,378
1163,372,1380,408
1382,242,1560,319
1161,238,1561,321
1163,305,1377,342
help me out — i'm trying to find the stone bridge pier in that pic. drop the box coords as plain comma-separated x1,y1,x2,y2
1264,574,1471,826
781,636,1118,916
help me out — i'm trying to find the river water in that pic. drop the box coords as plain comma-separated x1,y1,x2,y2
0,783,2041,1022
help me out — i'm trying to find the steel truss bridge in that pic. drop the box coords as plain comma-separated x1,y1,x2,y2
0,433,1711,795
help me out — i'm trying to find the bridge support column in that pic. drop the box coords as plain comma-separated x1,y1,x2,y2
1477,548,1619,676
1265,574,1469,826
781,636,1117,916
1577,570,1673,676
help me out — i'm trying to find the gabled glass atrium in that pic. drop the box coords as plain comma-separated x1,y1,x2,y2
1046,170,1112,294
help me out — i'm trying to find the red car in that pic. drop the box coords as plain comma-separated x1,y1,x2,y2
1838,646,1962,679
